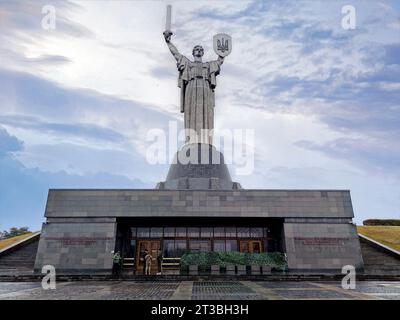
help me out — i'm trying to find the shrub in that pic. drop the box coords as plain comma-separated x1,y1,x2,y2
363,219,400,226
1,227,30,239
180,251,287,270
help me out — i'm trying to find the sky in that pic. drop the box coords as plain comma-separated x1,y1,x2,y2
0,0,399,231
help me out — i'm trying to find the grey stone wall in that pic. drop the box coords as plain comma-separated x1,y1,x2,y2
284,222,364,271
34,218,117,274
34,189,363,274
45,189,354,218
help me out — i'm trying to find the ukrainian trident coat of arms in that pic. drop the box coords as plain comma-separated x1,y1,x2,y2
213,33,232,57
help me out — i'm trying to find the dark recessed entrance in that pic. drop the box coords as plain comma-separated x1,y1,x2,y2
115,217,284,275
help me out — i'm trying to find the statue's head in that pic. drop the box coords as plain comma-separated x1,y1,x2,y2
192,45,204,58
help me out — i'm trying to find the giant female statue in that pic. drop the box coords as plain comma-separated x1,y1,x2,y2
163,30,226,145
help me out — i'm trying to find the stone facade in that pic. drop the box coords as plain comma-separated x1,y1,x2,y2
284,220,363,271
34,218,116,274
34,189,363,274
43,189,354,218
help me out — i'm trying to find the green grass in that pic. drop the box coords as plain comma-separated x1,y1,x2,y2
357,226,400,251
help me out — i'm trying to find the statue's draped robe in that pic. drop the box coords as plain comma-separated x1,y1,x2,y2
172,53,222,144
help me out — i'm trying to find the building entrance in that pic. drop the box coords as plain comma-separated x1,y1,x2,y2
239,240,262,253
136,240,161,275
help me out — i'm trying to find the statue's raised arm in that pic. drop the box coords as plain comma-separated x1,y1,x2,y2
163,30,183,62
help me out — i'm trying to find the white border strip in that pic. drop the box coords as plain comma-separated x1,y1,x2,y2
358,233,400,257
0,232,41,255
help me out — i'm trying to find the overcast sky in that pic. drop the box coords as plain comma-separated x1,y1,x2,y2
0,0,399,230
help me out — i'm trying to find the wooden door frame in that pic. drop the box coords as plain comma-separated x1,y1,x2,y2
136,240,161,274
239,240,262,253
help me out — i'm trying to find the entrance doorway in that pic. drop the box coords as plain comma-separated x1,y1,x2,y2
239,240,262,253
136,240,161,275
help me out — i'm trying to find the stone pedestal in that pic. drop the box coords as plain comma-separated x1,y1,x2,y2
189,265,198,275
261,265,271,274
251,265,261,275
237,265,246,275
226,265,235,275
211,265,220,275
156,143,241,190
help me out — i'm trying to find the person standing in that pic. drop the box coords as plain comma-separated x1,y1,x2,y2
144,251,153,275
112,251,122,276
141,249,149,274
157,250,163,275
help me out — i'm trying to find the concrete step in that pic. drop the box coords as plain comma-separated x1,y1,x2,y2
0,235,40,273
360,236,400,275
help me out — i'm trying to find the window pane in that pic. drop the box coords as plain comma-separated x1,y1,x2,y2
175,240,187,257
200,227,213,238
252,241,261,253
225,240,237,252
150,227,163,238
129,240,136,257
163,240,175,258
240,241,250,252
214,227,225,237
263,228,269,237
175,227,187,237
164,227,175,237
214,240,225,252
237,227,250,237
250,228,263,238
137,227,150,238
189,240,211,252
130,227,137,238
188,227,200,238
225,227,236,237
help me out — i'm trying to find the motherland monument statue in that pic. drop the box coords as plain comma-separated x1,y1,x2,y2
156,5,240,190
163,5,232,145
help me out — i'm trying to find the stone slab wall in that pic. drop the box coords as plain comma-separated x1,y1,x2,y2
45,189,354,219
34,218,117,274
34,189,363,274
284,220,364,271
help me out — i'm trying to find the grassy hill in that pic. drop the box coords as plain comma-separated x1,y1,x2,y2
0,232,38,250
357,226,400,251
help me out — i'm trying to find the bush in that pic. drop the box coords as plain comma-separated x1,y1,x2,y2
363,219,400,226
1,227,30,239
180,251,287,270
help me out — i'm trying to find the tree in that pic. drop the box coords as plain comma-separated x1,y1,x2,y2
1,227,30,239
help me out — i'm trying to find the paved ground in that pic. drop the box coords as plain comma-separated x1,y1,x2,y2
0,281,399,300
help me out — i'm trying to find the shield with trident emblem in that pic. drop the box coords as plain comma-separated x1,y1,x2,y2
213,33,232,57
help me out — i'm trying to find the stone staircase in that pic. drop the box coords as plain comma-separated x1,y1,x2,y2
0,234,40,274
359,235,400,275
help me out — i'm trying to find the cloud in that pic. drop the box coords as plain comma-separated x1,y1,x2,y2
0,68,177,143
0,127,152,231
0,127,24,155
296,138,400,178
0,114,125,143
0,0,399,229
0,69,174,182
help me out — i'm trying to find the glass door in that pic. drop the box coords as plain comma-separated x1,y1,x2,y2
136,240,160,275
239,240,262,253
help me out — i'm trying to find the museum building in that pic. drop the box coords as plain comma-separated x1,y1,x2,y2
34,144,364,275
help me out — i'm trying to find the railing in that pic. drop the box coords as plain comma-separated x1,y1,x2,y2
122,257,135,270
161,257,181,274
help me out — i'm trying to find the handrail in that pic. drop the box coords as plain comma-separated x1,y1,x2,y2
359,234,400,258
0,232,41,257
